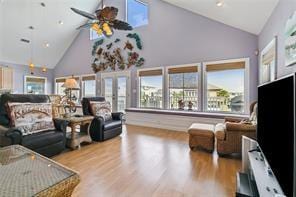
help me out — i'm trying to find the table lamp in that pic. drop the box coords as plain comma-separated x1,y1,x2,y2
62,76,80,117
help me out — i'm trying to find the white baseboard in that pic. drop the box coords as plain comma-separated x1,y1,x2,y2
126,112,224,132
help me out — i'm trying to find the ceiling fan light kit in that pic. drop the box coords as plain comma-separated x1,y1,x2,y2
71,0,133,38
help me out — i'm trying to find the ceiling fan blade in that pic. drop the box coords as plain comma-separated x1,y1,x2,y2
71,7,96,20
112,20,133,31
76,23,94,30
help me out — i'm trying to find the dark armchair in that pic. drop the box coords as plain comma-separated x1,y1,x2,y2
82,97,123,142
0,94,68,157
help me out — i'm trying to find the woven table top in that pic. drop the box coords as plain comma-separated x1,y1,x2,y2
0,145,77,197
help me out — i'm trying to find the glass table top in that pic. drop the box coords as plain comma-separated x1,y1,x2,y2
0,145,76,196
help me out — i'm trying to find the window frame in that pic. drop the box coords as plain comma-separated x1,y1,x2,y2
55,74,97,102
125,0,149,28
81,74,97,97
165,63,202,110
202,58,250,114
137,67,165,109
24,76,47,94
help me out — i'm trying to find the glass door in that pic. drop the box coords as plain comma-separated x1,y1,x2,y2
117,76,127,112
103,77,113,110
101,71,130,112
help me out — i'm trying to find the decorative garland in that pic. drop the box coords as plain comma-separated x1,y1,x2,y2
126,33,142,50
91,39,104,56
91,33,145,73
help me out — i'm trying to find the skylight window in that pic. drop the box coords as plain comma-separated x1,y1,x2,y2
126,0,148,28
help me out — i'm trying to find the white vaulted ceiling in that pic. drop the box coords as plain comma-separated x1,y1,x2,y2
0,0,99,68
162,0,279,35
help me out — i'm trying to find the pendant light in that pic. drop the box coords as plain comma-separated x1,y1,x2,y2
28,25,35,75
28,0,35,75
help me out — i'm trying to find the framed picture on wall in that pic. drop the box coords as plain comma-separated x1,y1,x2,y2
260,37,277,84
285,11,296,67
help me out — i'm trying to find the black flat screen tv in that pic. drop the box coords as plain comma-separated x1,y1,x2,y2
257,74,295,197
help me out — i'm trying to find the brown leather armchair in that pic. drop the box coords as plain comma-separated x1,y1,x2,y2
215,102,257,155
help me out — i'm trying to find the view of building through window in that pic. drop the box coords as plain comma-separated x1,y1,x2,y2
207,68,245,113
140,75,163,108
127,0,148,28
169,69,198,110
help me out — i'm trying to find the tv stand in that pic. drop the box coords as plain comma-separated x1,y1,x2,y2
236,137,286,197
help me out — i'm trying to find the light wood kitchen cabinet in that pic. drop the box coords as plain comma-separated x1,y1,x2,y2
0,66,13,90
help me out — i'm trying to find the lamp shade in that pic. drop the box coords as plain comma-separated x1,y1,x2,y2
62,78,80,90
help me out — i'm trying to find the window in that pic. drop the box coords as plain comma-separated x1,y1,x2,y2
168,66,199,110
55,78,66,95
25,76,46,94
127,0,148,28
205,61,246,113
260,38,276,84
90,29,103,41
82,75,96,97
139,69,163,108
55,77,80,103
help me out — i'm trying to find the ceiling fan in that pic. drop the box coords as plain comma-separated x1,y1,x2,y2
71,0,133,37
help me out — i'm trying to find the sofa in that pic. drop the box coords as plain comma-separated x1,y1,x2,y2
82,97,123,142
0,94,68,157
215,102,257,155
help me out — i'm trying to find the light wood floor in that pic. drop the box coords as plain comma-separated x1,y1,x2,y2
54,125,241,197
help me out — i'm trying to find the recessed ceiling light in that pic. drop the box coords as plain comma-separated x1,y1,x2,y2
45,42,50,47
58,20,64,25
216,0,224,7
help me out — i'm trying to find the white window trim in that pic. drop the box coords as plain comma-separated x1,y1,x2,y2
81,74,97,97
137,67,164,109
202,58,250,114
125,0,149,27
24,76,47,94
55,75,80,95
165,63,202,110
259,37,277,85
54,74,97,99
101,70,131,110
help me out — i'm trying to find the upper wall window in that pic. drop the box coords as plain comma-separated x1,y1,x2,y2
90,29,103,41
127,0,148,28
139,69,163,108
168,65,199,110
205,61,246,113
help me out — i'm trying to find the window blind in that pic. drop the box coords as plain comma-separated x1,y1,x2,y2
26,77,46,83
206,61,245,72
139,69,163,77
262,46,276,65
56,78,66,83
168,66,198,74
82,75,96,81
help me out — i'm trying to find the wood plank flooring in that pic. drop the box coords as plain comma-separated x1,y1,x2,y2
53,125,241,197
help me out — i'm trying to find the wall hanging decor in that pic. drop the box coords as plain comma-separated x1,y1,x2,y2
285,11,296,66
71,0,132,38
127,33,143,50
91,33,145,73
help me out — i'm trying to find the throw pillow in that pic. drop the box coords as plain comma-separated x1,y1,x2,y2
7,102,55,136
90,101,112,121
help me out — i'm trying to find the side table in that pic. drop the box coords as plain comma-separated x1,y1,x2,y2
60,116,94,150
